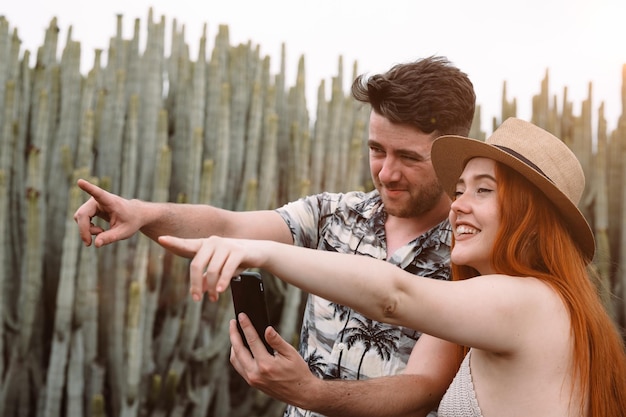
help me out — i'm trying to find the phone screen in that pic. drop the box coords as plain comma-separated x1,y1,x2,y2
231,271,273,355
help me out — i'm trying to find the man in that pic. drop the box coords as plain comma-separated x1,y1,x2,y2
74,55,476,416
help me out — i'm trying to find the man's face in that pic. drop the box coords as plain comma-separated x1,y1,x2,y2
368,112,445,218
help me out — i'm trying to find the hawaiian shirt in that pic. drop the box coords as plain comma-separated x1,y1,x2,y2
276,190,452,417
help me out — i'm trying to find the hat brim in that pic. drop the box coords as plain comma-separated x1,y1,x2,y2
432,135,595,262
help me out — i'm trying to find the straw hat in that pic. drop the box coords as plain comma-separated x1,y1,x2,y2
431,117,595,261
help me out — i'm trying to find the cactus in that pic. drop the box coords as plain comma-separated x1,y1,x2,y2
136,10,165,201
212,82,231,207
0,169,6,379
236,54,268,211
258,108,279,210
66,329,86,417
0,19,14,135
121,240,148,417
499,80,517,127
18,90,48,358
310,79,329,194
43,184,82,417
44,35,82,306
142,112,171,378
592,105,614,315
322,60,345,192
226,43,253,205
0,82,15,382
92,394,108,417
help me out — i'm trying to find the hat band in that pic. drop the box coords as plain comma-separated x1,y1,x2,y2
494,145,554,184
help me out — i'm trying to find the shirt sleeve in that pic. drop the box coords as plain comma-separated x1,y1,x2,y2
275,192,342,249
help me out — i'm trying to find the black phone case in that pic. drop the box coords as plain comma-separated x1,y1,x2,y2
231,272,273,354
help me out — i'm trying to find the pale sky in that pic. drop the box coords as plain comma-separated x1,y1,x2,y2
4,0,625,133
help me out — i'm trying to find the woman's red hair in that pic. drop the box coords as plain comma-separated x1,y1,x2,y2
451,162,626,416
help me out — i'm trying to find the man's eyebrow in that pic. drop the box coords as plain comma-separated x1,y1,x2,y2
367,139,430,160
397,149,430,160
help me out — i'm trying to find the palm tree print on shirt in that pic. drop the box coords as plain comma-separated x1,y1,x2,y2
305,349,326,378
328,302,352,379
344,316,400,380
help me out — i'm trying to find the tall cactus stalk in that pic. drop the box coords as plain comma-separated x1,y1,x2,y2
531,69,550,129
619,123,626,325
499,80,517,127
0,169,6,380
226,44,252,206
203,25,230,165
121,236,149,417
593,105,614,314
137,10,165,201
0,85,15,379
310,79,329,194
322,62,345,192
236,55,268,211
168,40,191,201
43,184,82,417
121,94,139,199
108,240,129,415
0,18,11,129
212,83,231,207
166,127,204,385
74,186,102,417
188,30,208,201
9,50,31,289
66,329,85,417
258,108,279,210
142,112,171,380
346,118,367,191
45,35,82,303
19,89,48,357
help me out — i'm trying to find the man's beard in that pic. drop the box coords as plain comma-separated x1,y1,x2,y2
381,180,444,218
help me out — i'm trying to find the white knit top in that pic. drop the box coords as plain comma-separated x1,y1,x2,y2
438,350,483,417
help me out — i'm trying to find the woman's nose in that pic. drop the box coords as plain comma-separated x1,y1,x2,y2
450,191,470,213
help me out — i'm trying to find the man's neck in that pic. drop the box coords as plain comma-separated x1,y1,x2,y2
384,194,450,256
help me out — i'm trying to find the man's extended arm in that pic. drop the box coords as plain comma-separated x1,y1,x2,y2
74,179,293,249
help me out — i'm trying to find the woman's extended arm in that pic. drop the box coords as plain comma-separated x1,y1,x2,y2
158,235,551,352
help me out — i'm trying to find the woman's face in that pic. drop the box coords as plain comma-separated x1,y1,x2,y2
449,157,500,275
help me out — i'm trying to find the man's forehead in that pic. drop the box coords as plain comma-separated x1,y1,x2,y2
368,134,436,151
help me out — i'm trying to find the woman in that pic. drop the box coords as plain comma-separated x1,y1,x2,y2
160,118,626,416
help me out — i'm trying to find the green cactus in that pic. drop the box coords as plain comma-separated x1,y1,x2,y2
91,394,108,417
43,184,82,417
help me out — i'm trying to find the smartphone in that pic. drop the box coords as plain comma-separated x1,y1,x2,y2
230,271,273,355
